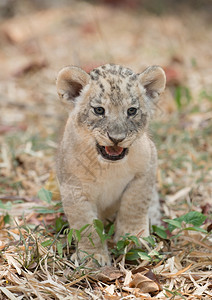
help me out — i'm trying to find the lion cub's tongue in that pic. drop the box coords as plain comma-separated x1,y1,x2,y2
105,146,123,156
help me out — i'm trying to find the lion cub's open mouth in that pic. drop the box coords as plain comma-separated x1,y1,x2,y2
96,143,128,161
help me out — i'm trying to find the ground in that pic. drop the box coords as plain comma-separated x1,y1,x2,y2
0,0,211,299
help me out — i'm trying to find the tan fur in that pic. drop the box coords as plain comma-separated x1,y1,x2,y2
56,64,166,266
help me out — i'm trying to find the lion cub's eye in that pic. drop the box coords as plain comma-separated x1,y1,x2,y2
94,107,105,115
127,107,137,116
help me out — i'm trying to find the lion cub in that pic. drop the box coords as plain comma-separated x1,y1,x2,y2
56,64,166,266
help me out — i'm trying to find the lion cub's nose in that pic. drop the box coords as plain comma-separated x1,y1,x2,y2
107,132,126,145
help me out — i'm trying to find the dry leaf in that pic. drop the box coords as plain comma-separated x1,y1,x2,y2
95,266,123,282
132,267,162,291
13,58,48,77
166,187,192,204
104,284,115,296
4,254,22,275
129,273,160,294
123,269,132,286
44,172,61,201
169,263,192,278
163,66,183,86
0,124,27,134
0,287,17,300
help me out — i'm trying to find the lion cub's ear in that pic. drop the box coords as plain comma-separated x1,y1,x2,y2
138,66,166,100
56,66,90,109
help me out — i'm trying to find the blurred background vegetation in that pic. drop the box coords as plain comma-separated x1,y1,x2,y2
0,0,212,18
0,0,211,215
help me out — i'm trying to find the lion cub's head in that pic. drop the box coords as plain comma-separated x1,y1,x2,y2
56,64,166,162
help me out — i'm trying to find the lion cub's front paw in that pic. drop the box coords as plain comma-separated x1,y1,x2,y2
92,252,111,266
71,249,111,267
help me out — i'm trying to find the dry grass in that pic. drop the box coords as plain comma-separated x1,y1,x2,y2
0,1,211,299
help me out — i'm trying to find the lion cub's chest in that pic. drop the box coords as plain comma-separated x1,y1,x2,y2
93,165,134,211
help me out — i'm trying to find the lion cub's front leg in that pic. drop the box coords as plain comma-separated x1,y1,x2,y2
114,172,157,242
61,185,110,266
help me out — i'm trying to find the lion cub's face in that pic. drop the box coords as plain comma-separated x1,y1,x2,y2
57,64,166,162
